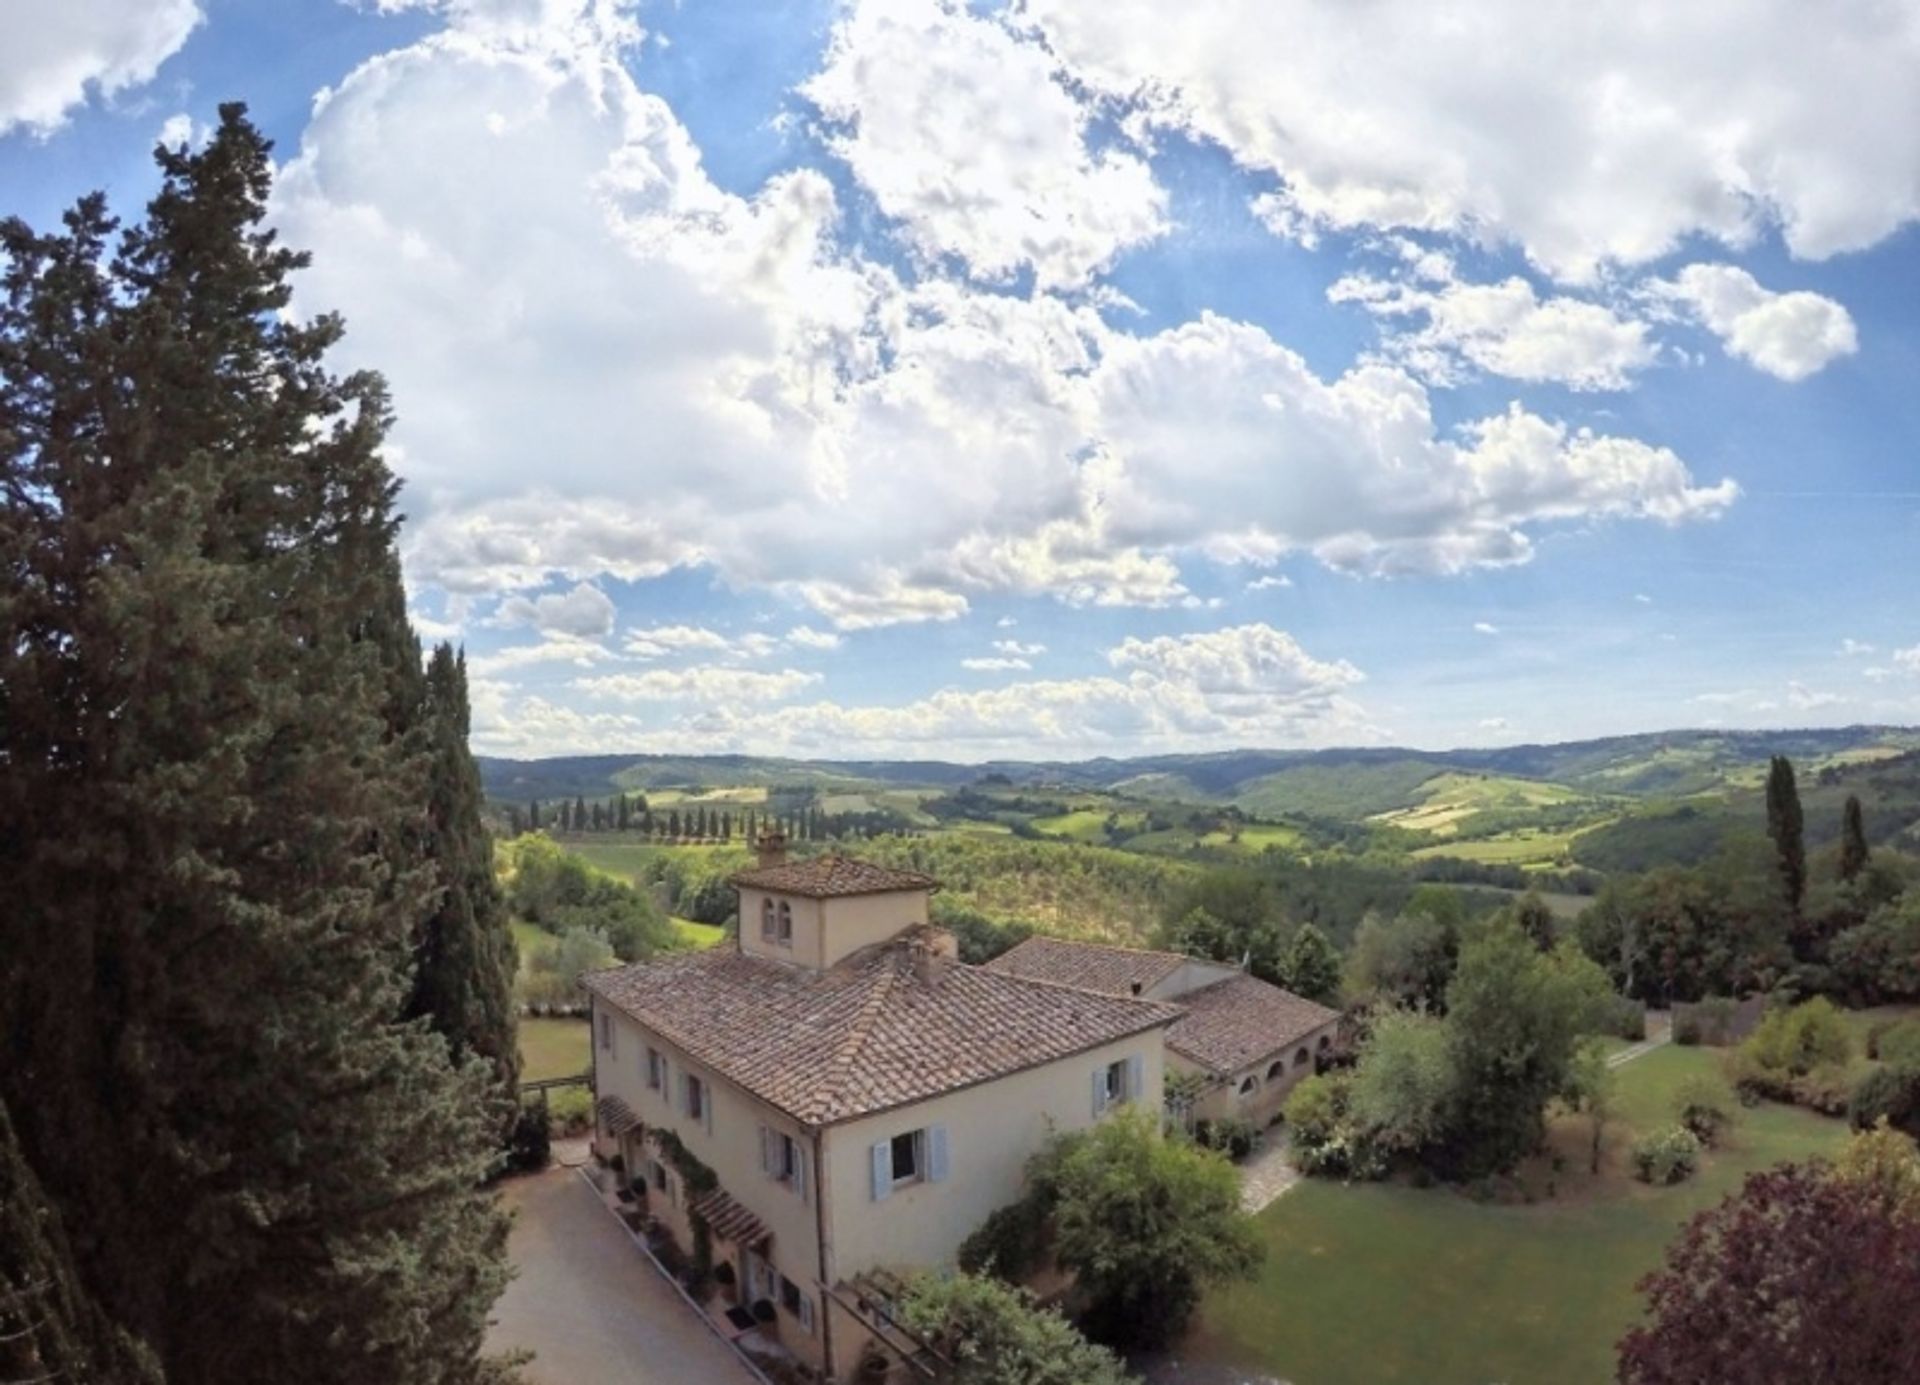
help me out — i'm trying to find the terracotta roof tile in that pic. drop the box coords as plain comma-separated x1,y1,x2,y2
982,936,1187,997
1165,974,1340,1075
728,854,939,899
583,942,1180,1126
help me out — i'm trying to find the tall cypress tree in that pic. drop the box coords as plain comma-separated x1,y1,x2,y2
1765,755,1807,913
0,106,510,1383
407,644,520,1109
1839,794,1870,882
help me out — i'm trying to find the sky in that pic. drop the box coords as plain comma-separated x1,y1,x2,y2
5,0,1920,762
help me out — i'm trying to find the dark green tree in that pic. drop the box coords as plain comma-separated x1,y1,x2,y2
1512,891,1557,950
616,794,630,831
573,795,587,833
1278,922,1344,1005
406,644,520,1112
529,798,543,831
0,106,511,1383
1839,794,1871,882
1766,755,1807,912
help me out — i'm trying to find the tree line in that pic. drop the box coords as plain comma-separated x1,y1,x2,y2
2,109,517,1383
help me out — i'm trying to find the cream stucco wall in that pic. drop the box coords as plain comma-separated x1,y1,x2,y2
590,997,828,1365
737,885,931,970
820,1029,1166,1281
1178,1018,1341,1127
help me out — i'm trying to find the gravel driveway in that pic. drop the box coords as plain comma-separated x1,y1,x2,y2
488,1167,755,1384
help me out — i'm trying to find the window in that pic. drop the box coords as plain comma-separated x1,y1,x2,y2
646,1047,664,1091
597,1011,615,1056
1318,1035,1332,1052
1266,1060,1286,1081
870,1125,948,1200
761,1125,808,1202
776,900,793,944
890,1130,920,1184
1238,1075,1258,1095
1294,1046,1311,1069
686,1074,706,1123
760,898,776,939
1092,1054,1145,1115
779,1275,815,1333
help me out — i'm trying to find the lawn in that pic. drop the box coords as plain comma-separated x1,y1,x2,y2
672,917,725,948
517,1016,590,1083
1179,1045,1853,1385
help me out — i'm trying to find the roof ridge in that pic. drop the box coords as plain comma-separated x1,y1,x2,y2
977,963,1185,1018
1005,934,1188,964
811,950,907,1113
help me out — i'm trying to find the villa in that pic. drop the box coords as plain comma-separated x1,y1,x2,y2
583,831,1338,1381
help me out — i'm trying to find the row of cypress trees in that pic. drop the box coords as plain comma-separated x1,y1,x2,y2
1,106,519,1383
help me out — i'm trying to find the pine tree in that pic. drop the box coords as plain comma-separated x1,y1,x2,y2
1839,794,1870,881
1,1098,161,1384
0,106,510,1383
1765,755,1807,912
406,644,520,1110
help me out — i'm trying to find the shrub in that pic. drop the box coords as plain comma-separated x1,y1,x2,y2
957,1196,1052,1282
1604,994,1648,1043
1632,1126,1703,1185
1789,1064,1856,1118
1743,997,1851,1077
547,1085,592,1136
896,1271,1132,1385
1193,1117,1260,1161
1848,1064,1920,1137
1673,1074,1738,1147
1874,1019,1920,1069
507,1104,552,1173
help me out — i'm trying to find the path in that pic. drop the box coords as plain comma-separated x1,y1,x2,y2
488,1166,754,1384
1607,1010,1672,1069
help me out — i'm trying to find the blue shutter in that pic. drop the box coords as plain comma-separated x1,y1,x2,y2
759,1125,775,1177
871,1140,892,1201
927,1125,950,1183
797,1142,811,1206
1126,1054,1145,1103
1092,1068,1107,1118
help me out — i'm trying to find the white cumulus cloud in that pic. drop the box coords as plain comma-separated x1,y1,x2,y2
0,0,201,135
1652,264,1858,381
491,580,615,637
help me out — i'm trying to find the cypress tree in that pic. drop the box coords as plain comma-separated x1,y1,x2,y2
1765,755,1807,912
406,644,520,1111
0,106,510,1383
1839,794,1870,881
530,798,543,831
617,794,631,832
573,795,587,833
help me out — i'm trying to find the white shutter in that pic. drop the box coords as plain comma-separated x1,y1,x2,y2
1126,1054,1145,1103
759,1125,775,1177
927,1125,950,1183
1092,1068,1108,1117
871,1140,892,1201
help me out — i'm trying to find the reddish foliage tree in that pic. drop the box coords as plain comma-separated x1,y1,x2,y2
1619,1162,1920,1384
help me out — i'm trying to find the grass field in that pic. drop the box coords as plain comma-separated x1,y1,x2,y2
1411,827,1582,866
672,917,725,948
517,1016,590,1083
1179,1045,1853,1385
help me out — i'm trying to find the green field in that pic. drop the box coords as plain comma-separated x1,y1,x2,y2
672,917,725,948
1180,1045,1852,1385
517,1016,590,1083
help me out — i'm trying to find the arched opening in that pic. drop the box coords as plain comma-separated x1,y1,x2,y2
1266,1060,1286,1081
1294,1047,1311,1068
760,898,776,939
776,900,793,943
1238,1075,1258,1095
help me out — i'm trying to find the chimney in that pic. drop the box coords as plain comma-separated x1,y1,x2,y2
906,935,946,985
1129,980,1143,996
755,825,788,868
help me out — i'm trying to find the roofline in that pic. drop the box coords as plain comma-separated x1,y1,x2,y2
583,959,1179,1130
995,934,1191,969
1167,1012,1343,1076
725,871,942,899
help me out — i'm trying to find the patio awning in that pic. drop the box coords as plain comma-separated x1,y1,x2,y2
691,1187,770,1248
595,1095,641,1136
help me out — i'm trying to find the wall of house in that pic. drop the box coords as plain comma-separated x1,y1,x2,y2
820,1030,1166,1282
816,890,931,968
738,886,824,967
1145,958,1241,1001
1183,1019,1341,1127
590,997,829,1368
737,886,933,971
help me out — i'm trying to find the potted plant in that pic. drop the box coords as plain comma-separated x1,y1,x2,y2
856,1347,891,1382
750,1298,776,1327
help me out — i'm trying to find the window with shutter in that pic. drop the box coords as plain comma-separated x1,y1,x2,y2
870,1140,892,1201
1126,1054,1144,1103
927,1125,950,1183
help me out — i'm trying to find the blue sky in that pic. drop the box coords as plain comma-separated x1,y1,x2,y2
6,0,1919,760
